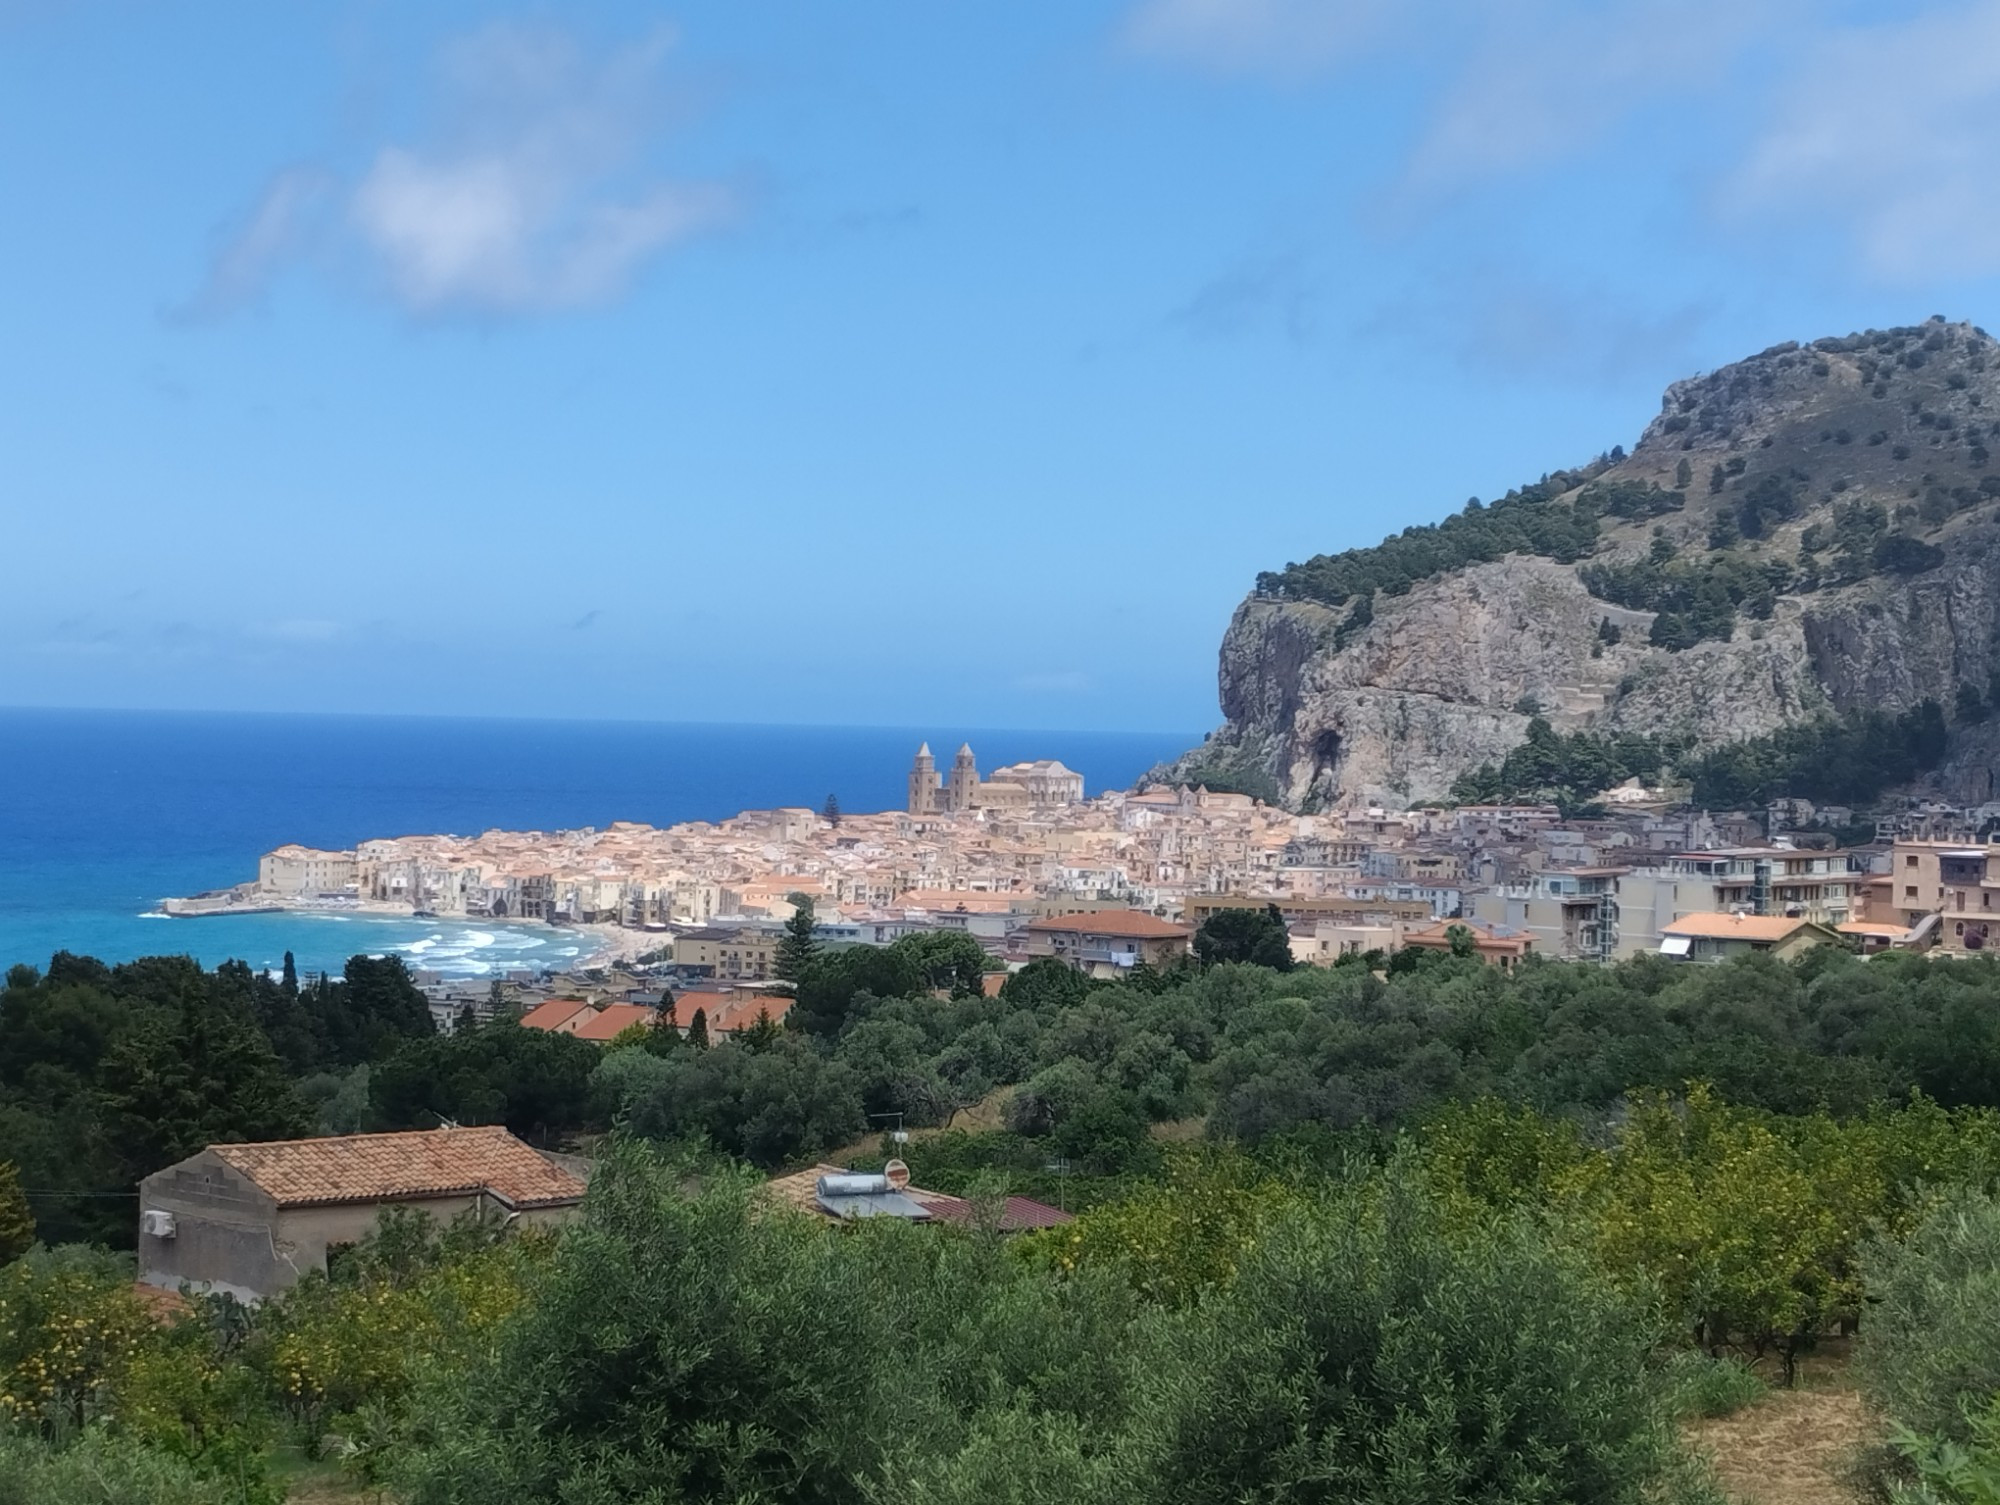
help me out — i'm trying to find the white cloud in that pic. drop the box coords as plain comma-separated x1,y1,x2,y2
1398,0,1800,199
1120,0,1403,78
1118,0,1801,193
1723,1,2000,281
186,23,734,320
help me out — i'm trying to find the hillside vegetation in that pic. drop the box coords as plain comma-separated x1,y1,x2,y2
1261,320,2000,657
13,944,2000,1499
1172,318,2000,808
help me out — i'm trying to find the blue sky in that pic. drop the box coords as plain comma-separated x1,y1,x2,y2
4,0,1999,733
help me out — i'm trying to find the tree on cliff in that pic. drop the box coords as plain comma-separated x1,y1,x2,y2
822,793,841,827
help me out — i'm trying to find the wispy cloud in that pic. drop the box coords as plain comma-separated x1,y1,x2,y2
1120,0,1405,79
1361,270,1714,386
1169,253,1316,344
1122,0,2000,285
1395,0,1799,202
1723,1,2000,281
181,22,735,321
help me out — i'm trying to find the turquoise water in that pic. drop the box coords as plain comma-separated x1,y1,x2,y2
0,710,1195,978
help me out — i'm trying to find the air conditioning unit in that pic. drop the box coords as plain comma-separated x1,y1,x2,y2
140,1210,177,1239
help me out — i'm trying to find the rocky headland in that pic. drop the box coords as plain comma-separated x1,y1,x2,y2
1167,319,2000,809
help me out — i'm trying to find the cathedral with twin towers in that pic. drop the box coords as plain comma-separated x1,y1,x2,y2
906,742,1085,816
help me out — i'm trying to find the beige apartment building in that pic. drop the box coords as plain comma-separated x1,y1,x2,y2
1861,839,2000,952
257,845,358,898
1186,893,1434,928
1471,869,1623,962
1021,911,1192,978
671,928,781,980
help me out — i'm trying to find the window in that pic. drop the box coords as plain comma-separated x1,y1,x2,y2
1908,855,1919,868
1906,885,1919,899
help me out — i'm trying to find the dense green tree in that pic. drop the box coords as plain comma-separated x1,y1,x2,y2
94,983,313,1189
620,1040,864,1166
789,946,923,1038
370,1018,599,1141
0,1158,34,1263
776,893,822,984
890,930,993,996
1193,905,1294,970
1132,1178,1675,1505
687,1007,710,1049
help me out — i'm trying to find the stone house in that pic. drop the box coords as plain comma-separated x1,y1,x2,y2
137,1126,586,1302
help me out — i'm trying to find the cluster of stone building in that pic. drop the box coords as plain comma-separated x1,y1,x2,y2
216,746,2000,982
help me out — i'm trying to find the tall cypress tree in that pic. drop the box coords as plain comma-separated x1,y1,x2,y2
775,894,821,984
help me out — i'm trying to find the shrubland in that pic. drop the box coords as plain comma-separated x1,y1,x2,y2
9,940,2000,1497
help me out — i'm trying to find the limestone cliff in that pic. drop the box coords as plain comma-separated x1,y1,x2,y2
1169,320,2000,809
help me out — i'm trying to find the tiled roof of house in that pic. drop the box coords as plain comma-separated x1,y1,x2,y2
911,1191,1073,1232
1025,910,1190,939
208,1126,586,1211
518,997,592,1032
572,1004,659,1041
1663,912,1819,941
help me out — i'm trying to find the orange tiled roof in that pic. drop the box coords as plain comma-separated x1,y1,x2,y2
208,1126,585,1210
519,997,593,1031
573,1004,658,1041
1663,912,1820,942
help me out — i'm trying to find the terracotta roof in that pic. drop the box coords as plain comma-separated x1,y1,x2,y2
1663,912,1822,941
1405,920,1533,947
1837,921,1910,937
519,997,593,1032
573,1004,659,1041
208,1127,586,1210
910,1191,1073,1231
1025,910,1191,939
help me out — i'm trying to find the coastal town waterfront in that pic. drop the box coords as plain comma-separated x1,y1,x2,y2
0,709,1191,977
159,740,2000,1002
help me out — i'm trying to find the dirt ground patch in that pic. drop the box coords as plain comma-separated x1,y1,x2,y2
817,1085,1019,1166
1688,1379,1877,1505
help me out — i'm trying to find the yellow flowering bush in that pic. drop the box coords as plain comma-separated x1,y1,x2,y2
1016,1149,1292,1306
260,1235,534,1439
0,1245,156,1431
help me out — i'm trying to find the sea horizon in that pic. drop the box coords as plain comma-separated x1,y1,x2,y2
0,706,1198,979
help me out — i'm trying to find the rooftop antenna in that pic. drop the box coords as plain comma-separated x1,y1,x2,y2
1043,1155,1072,1213
868,1110,910,1148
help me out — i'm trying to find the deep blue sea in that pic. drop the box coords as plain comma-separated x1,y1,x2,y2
0,709,1195,979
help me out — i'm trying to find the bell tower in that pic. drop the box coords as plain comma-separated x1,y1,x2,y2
948,743,979,812
908,743,939,815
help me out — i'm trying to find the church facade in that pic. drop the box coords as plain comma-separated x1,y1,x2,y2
906,744,1085,815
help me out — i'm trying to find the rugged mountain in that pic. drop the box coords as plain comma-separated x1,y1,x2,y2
1169,319,2000,809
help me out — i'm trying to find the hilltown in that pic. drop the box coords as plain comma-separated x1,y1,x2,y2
168,743,2000,1002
